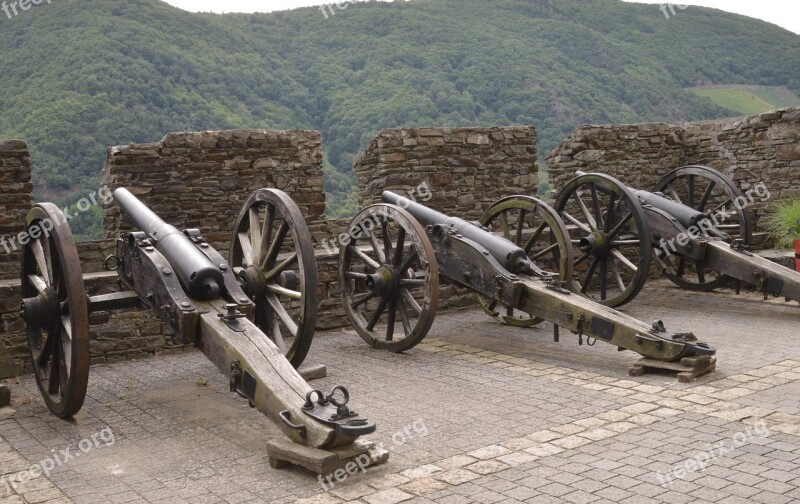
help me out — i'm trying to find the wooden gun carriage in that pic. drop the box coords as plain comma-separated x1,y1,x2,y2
336,190,717,380
552,165,800,308
19,187,384,473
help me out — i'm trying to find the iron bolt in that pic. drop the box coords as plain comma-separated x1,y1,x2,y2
181,301,191,308
220,264,228,271
163,268,172,276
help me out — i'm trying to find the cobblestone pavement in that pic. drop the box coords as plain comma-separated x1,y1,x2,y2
1,280,799,504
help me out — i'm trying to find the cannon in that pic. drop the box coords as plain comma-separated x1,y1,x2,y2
337,190,716,379
551,166,800,308
19,188,385,474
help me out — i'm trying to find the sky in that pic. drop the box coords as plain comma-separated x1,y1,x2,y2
162,0,800,34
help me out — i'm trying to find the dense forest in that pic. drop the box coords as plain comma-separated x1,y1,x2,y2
0,0,798,237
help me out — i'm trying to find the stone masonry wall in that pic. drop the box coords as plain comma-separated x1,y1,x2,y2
0,141,33,279
354,127,539,220
352,127,539,309
0,141,32,377
546,107,800,242
101,129,326,253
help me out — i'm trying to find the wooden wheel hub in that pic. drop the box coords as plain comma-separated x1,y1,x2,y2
580,231,609,257
238,265,267,300
365,267,396,296
21,287,60,327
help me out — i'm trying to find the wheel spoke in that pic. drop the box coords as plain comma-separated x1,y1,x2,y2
523,221,548,253
599,257,608,301
610,249,638,273
499,212,511,240
381,220,393,265
368,233,386,264
399,278,425,287
562,212,592,234
573,192,598,230
259,204,276,261
687,175,695,208
265,293,297,342
709,198,733,215
32,239,51,286
366,295,390,331
581,258,600,293
574,252,591,265
264,252,298,281
61,315,72,373
666,184,682,204
47,337,60,395
604,192,617,233
238,232,254,267
386,298,397,342
261,303,286,354
398,249,419,276
351,291,378,309
398,298,412,337
345,271,369,281
698,181,716,211
265,283,302,299
261,221,290,270
37,327,57,369
609,257,626,292
590,185,604,231
515,209,527,246
249,208,262,265
28,274,48,294
350,245,381,270
530,242,559,261
400,288,422,314
607,212,633,240
393,228,406,268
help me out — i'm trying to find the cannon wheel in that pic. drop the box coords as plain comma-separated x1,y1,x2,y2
20,204,90,419
653,165,753,291
555,173,652,308
340,204,438,352
230,189,318,368
478,195,574,326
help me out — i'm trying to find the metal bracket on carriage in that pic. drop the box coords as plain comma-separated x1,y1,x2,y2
301,387,376,437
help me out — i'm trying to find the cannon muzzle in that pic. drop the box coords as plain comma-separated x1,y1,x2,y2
381,191,535,275
113,188,223,300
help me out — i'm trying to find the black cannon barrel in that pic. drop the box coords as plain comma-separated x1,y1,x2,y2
574,171,708,228
381,191,535,275
114,188,223,300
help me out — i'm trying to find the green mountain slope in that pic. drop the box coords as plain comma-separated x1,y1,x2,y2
0,0,798,232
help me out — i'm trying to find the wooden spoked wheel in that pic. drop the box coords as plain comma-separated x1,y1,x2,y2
555,173,651,308
653,165,753,291
20,204,89,419
230,189,318,368
478,195,574,326
339,204,438,352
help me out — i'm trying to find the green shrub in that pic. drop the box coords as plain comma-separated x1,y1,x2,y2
765,199,800,248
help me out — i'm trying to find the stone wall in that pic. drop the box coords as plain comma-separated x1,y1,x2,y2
546,107,800,241
101,130,327,254
354,127,539,220
0,141,33,279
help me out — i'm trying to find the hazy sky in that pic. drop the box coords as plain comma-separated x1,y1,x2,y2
163,0,800,34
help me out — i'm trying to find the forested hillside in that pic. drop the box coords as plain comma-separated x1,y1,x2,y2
0,0,798,235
